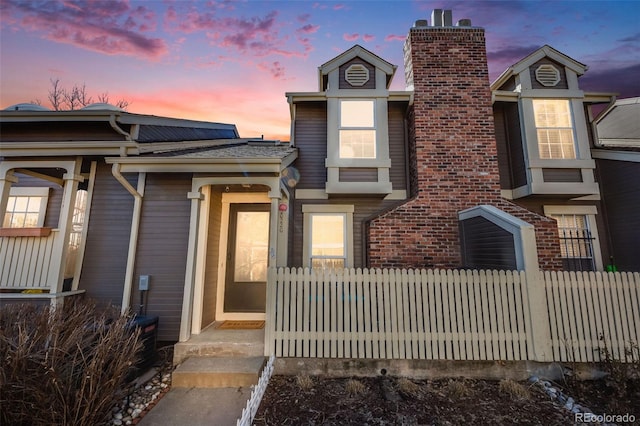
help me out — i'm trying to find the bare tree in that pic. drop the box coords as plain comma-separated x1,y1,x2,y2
46,79,129,111
48,78,64,110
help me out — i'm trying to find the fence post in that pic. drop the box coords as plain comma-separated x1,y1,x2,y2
524,268,553,361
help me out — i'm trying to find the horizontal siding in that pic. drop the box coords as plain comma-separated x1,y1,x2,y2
493,105,513,189
597,159,640,271
339,168,377,182
80,162,135,307
133,173,192,341
388,102,407,190
293,102,327,189
460,216,517,270
542,168,583,182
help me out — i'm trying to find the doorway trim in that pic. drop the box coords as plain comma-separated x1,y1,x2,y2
216,192,271,321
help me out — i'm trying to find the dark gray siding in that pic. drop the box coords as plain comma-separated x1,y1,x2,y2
340,168,377,182
460,216,517,270
542,168,583,182
290,198,405,268
132,173,192,342
293,102,327,189
494,102,527,189
80,162,135,307
529,58,569,90
339,57,376,89
11,172,63,228
597,159,640,271
388,102,408,190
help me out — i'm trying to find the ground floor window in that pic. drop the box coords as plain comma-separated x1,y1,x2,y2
302,204,354,269
544,205,602,271
2,187,49,228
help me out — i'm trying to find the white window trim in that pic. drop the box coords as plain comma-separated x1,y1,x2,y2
339,99,377,159
302,204,354,269
543,205,603,271
4,187,50,228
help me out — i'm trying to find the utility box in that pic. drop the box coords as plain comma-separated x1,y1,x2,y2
129,315,159,376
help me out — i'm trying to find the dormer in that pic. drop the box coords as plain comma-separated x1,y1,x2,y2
319,45,397,195
492,45,605,199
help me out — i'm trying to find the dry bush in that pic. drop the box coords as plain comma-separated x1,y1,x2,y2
397,377,420,398
0,299,142,426
445,379,472,398
345,379,366,396
295,374,314,391
499,379,531,400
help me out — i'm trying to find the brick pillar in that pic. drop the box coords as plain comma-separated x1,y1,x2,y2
367,21,561,270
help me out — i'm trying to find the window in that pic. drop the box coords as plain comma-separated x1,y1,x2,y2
533,99,576,159
339,100,376,159
303,205,354,269
65,190,88,278
2,187,49,228
545,204,604,272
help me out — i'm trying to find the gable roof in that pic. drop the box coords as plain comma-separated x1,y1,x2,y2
491,45,588,90
318,45,397,90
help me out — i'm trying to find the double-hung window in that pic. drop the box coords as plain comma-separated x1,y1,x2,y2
533,99,576,159
2,187,49,228
339,100,376,159
302,205,354,269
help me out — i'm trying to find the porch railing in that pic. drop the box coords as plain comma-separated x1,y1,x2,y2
266,267,640,363
0,230,58,290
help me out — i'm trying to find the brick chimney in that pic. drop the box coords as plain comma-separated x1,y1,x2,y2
367,11,561,269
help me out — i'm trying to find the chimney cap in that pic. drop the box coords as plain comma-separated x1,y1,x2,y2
414,19,428,28
456,19,472,27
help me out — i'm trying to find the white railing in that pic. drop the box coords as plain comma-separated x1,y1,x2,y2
0,231,58,290
236,354,275,426
266,267,640,363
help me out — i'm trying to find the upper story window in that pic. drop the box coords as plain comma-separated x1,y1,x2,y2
533,99,576,159
339,100,376,159
2,187,49,228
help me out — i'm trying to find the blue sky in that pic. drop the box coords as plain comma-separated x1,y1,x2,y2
1,0,638,140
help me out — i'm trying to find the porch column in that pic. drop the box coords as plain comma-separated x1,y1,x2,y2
48,158,83,295
179,190,204,342
0,171,18,222
268,196,280,268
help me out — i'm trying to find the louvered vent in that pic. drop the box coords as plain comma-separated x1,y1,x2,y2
345,64,370,87
535,64,560,87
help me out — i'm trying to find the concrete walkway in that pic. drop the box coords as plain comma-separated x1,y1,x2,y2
138,386,252,426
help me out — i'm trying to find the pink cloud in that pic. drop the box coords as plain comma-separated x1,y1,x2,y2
298,24,320,34
297,13,311,23
384,34,406,42
333,4,346,10
362,34,375,42
3,0,167,59
343,33,359,42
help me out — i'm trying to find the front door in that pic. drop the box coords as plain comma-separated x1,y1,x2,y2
224,203,270,312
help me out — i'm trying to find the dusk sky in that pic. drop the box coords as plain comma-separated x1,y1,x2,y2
1,1,639,140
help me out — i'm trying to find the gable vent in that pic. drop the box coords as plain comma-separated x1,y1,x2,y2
345,64,370,87
535,64,561,87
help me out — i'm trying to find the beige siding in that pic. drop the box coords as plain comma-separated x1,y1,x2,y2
202,190,223,327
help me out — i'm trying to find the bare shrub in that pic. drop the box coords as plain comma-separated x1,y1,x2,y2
499,379,531,400
296,374,314,391
397,377,420,398
0,299,142,426
445,379,472,398
345,379,366,396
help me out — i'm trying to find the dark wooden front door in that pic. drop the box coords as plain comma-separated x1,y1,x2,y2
224,203,270,312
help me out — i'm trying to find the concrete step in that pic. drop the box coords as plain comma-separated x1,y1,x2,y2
172,356,265,388
173,329,264,365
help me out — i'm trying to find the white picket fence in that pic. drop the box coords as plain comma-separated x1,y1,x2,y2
265,267,640,363
236,355,275,426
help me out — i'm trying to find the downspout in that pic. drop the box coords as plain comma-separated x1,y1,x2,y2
112,163,146,314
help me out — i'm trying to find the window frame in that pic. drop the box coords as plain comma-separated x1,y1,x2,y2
339,99,377,159
544,205,603,271
533,99,577,160
2,187,49,228
302,204,354,269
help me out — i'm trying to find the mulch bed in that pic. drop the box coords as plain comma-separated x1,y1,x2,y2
254,375,577,425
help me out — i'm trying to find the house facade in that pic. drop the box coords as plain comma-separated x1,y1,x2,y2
1,10,637,344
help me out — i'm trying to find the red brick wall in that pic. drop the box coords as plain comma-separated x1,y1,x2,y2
367,26,562,270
